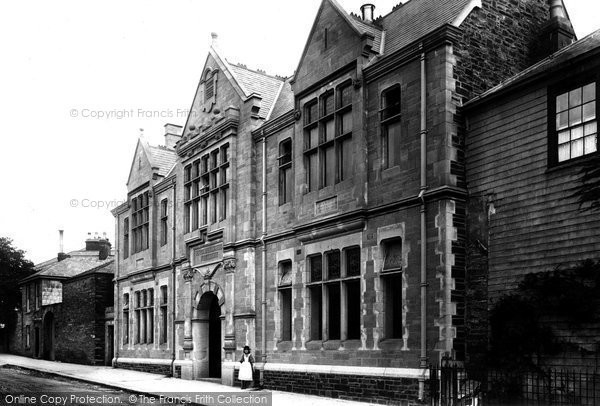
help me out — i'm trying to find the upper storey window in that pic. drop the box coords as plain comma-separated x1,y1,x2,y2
555,82,597,163
123,217,129,259
279,139,293,205
303,81,354,192
184,144,230,233
132,191,149,254
381,85,402,169
160,199,168,247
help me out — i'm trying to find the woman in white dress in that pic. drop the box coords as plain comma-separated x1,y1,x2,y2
238,345,254,389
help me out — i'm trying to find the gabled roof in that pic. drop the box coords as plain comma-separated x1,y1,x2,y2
291,0,383,85
351,16,383,53
205,45,286,120
465,29,600,108
127,138,176,187
328,0,383,52
380,0,478,55
227,63,285,119
148,145,177,177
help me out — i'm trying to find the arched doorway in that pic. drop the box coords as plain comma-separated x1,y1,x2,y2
42,312,55,361
193,291,222,379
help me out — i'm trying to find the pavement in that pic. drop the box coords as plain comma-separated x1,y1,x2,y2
0,354,378,406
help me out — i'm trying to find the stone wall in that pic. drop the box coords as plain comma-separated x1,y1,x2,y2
455,0,551,102
116,361,172,376
263,370,421,405
55,276,96,364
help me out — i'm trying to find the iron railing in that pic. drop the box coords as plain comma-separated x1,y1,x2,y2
430,363,600,405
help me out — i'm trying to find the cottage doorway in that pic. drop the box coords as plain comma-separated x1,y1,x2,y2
42,312,55,361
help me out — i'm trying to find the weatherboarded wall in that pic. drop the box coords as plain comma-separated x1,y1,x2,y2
465,81,600,298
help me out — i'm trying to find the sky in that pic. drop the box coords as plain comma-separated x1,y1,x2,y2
0,0,598,264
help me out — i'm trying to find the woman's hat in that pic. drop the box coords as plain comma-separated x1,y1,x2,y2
243,345,251,351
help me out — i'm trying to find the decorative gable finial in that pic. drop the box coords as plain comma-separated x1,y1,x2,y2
211,32,218,47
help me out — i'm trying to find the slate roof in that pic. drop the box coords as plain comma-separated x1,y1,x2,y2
351,16,383,53
380,0,473,55
465,28,600,107
148,145,177,177
328,0,383,53
269,79,295,120
21,249,114,283
227,63,285,119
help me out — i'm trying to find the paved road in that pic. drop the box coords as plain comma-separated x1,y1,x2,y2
0,365,145,405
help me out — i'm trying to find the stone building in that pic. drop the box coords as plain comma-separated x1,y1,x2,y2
111,0,591,403
12,233,114,365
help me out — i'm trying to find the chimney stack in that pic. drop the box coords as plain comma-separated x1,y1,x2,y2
360,4,375,22
164,123,183,149
57,230,69,262
539,0,575,56
85,232,112,260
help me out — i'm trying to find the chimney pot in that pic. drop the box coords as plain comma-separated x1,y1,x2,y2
57,230,68,261
360,4,375,22
539,0,575,56
549,0,566,19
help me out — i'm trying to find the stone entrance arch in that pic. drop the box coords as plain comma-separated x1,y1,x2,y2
181,258,237,384
191,282,225,379
42,312,55,361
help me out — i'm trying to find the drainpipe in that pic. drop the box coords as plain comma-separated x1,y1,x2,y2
171,179,177,374
114,214,120,367
418,45,428,401
260,131,267,370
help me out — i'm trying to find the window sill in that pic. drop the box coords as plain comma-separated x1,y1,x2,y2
278,201,292,210
378,338,406,351
323,340,341,350
546,151,599,174
276,340,294,352
305,340,352,350
381,164,402,180
305,340,323,350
